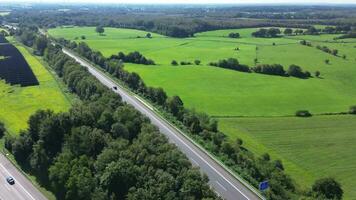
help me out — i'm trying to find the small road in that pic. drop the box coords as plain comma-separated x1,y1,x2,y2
0,153,47,200
63,48,263,200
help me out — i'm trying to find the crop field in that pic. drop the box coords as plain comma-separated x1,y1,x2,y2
0,37,71,134
49,26,356,198
219,115,356,199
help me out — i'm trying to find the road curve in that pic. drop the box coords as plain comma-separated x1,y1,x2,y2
62,48,263,200
0,153,47,200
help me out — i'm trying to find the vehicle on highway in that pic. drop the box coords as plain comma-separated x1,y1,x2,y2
6,176,15,185
113,86,118,90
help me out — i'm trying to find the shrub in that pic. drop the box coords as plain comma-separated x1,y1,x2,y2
295,110,312,117
180,61,192,65
287,65,311,78
228,32,240,38
171,60,178,66
81,35,86,40
312,178,343,200
315,71,321,77
194,60,201,65
349,106,356,114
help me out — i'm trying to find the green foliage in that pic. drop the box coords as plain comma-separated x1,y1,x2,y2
0,121,5,138
312,178,343,200
9,41,218,200
228,32,240,38
295,110,312,117
95,26,105,35
219,115,356,199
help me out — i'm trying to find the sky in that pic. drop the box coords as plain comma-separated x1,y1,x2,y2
2,0,356,4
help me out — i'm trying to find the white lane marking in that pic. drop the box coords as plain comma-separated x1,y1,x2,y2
191,158,199,166
216,181,228,191
64,50,251,200
0,163,36,200
134,95,154,111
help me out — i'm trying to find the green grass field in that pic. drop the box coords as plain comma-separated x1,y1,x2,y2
48,26,356,117
219,115,356,200
49,26,356,199
0,38,71,135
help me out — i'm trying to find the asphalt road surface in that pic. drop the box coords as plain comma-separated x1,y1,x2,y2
63,48,263,200
0,153,47,200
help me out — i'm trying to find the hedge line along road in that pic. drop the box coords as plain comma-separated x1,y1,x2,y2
62,47,263,200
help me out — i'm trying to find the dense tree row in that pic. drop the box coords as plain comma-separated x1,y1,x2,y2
6,42,218,200
110,51,155,65
3,7,315,38
209,58,250,72
252,28,281,38
316,45,339,56
209,58,311,79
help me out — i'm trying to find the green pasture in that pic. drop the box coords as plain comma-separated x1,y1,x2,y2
48,26,356,117
219,115,356,200
0,38,71,135
49,26,356,199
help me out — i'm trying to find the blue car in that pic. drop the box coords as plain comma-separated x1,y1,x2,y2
6,177,15,185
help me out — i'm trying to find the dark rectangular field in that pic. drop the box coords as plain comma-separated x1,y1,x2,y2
0,40,39,87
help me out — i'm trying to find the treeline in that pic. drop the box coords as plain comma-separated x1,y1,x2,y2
5,7,314,38
5,41,219,200
252,26,354,38
316,45,339,56
252,28,281,38
110,51,155,65
209,58,312,79
54,37,319,199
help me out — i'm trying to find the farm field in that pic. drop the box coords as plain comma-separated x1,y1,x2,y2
49,26,356,117
49,26,356,199
0,37,71,134
219,115,356,200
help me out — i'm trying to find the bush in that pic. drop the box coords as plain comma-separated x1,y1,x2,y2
194,60,201,65
295,110,312,117
287,65,311,78
312,178,343,200
228,32,240,38
171,60,178,66
349,106,356,114
180,61,192,65
252,64,286,76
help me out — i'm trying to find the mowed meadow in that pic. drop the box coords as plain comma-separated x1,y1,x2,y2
0,37,71,134
49,27,356,117
49,26,356,199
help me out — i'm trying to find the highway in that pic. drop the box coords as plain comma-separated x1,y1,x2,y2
0,153,47,200
62,48,263,200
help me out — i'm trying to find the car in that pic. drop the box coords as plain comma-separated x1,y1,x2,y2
113,86,118,90
6,177,15,185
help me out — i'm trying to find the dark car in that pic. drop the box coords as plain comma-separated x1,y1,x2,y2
6,177,15,185
113,86,118,90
